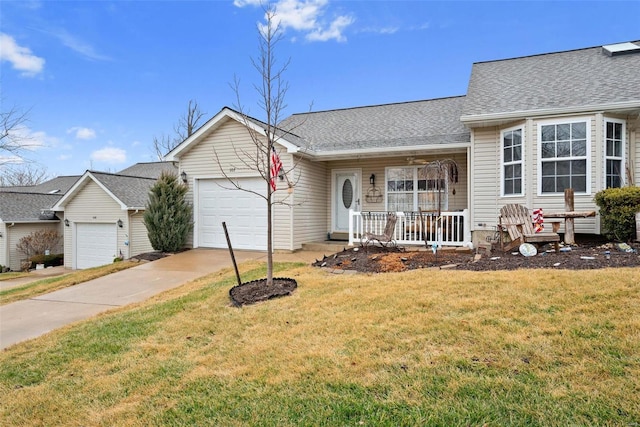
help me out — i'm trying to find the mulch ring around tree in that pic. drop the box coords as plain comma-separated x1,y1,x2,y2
313,237,640,273
229,278,298,306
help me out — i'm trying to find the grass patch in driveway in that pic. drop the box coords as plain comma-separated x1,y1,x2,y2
0,263,638,426
0,272,29,281
0,261,137,305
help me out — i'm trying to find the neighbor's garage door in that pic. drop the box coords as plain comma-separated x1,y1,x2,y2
198,178,267,250
76,223,117,269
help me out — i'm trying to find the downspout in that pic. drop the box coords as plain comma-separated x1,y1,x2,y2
466,145,472,247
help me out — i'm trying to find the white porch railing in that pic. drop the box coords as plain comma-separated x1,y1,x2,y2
348,209,472,248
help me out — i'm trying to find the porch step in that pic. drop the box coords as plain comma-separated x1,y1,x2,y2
302,241,351,254
329,232,349,241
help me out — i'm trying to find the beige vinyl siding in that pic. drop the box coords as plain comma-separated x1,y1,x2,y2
6,222,61,271
63,180,126,268
0,223,7,269
632,122,639,186
326,153,469,232
129,211,153,257
291,156,328,248
272,151,294,250
470,126,503,231
180,118,294,251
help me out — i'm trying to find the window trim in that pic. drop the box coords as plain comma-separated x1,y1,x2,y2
384,166,449,212
536,117,591,196
604,118,626,189
500,125,524,197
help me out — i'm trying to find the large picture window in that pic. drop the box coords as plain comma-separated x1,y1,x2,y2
539,120,589,194
605,119,625,188
386,166,447,212
502,127,523,196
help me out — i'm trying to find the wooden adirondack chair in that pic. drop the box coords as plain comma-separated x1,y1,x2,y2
498,204,561,252
361,212,398,250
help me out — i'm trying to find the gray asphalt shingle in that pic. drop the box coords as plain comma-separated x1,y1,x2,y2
116,161,178,179
279,96,470,152
0,192,62,222
462,42,640,118
88,172,157,208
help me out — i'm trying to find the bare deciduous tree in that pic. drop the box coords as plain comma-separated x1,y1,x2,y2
1,105,35,166
216,7,303,287
0,163,50,186
153,100,205,160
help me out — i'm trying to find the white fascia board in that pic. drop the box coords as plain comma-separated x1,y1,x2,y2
165,108,299,161
309,143,471,161
461,101,640,126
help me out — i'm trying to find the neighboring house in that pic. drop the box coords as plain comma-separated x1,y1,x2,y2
52,162,178,269
166,41,640,251
0,176,79,271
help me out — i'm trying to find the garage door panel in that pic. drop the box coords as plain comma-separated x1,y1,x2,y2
198,179,267,250
76,223,117,269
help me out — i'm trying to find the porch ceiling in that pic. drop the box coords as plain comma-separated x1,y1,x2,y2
303,143,470,162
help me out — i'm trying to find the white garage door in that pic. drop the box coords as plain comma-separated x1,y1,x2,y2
76,223,117,269
198,178,267,250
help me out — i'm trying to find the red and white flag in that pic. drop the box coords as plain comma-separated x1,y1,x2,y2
270,146,282,192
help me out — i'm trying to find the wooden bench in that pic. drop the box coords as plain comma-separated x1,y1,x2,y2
499,204,561,252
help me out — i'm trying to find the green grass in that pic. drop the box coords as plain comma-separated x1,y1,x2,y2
0,271,29,281
1,262,638,426
0,261,137,305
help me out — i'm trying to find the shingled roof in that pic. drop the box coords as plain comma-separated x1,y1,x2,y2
0,192,62,222
52,171,157,210
117,161,178,179
0,175,80,194
279,96,470,153
462,41,640,123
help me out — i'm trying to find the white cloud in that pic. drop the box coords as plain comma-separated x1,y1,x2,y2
90,147,126,164
6,125,55,151
57,154,72,161
45,28,111,61
67,126,96,140
236,0,353,42
0,155,24,165
0,33,45,77
306,14,354,42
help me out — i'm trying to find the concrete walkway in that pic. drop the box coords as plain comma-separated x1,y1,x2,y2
0,248,325,350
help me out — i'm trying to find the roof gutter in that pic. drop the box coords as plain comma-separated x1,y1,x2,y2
460,100,640,126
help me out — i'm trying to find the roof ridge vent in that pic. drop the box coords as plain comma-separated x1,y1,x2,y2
602,42,640,56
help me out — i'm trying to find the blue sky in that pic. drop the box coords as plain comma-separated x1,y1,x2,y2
2,0,639,178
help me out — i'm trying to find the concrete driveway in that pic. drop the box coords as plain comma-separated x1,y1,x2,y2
0,248,324,350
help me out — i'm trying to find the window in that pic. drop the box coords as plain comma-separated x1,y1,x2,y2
502,127,523,196
605,120,625,188
386,166,447,212
539,120,589,194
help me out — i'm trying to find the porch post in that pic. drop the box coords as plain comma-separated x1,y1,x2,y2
463,209,472,248
348,209,354,246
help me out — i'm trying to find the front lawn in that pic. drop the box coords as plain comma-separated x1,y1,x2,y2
1,262,638,426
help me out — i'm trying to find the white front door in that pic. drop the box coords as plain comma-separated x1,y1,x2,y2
333,170,361,232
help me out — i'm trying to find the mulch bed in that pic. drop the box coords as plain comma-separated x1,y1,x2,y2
229,278,298,306
313,237,640,273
